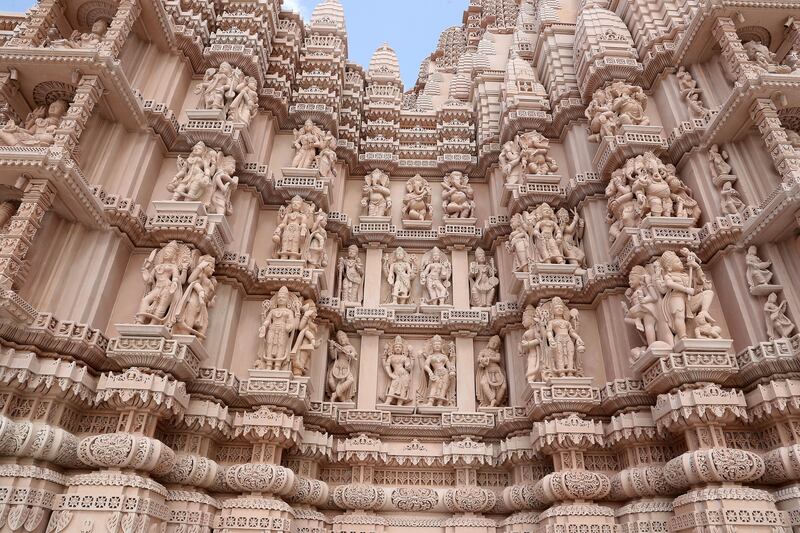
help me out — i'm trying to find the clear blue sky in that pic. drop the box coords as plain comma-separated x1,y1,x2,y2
4,0,466,88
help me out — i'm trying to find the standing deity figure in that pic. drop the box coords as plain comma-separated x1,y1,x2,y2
0,99,68,147
719,182,745,215
384,247,418,304
402,175,432,221
506,213,533,272
422,335,456,407
677,66,708,118
361,169,392,217
557,207,586,269
208,153,239,216
272,196,312,260
168,143,239,216
585,88,615,142
666,166,701,222
744,40,793,74
476,335,507,408
469,247,499,307
528,203,564,264
290,300,320,377
519,130,559,175
50,18,108,49
545,297,585,375
420,247,452,306
765,293,796,340
606,167,637,243
304,209,328,268
256,287,301,371
195,62,237,111
585,82,649,141
337,244,363,305
381,336,414,405
632,154,672,218
519,304,546,381
327,331,358,402
622,265,660,361
136,242,193,327
499,138,524,184
227,76,259,126
291,120,325,169
172,254,217,339
708,145,732,178
745,246,774,291
442,171,475,219
316,131,338,179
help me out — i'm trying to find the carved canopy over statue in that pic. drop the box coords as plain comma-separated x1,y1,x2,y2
255,286,320,376
499,130,559,185
402,175,433,221
420,247,452,306
194,62,259,126
442,171,475,219
135,241,217,340
0,99,68,147
47,19,108,49
623,249,722,360
361,169,392,217
605,152,701,243
291,120,338,179
518,297,585,382
506,203,586,271
272,196,328,268
167,141,239,216
585,81,649,142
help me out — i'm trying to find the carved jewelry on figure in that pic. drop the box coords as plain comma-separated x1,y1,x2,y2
499,130,558,185
256,286,301,371
519,297,585,381
585,81,649,142
327,331,358,402
442,171,475,219
421,335,456,407
291,120,337,178
469,247,498,307
476,335,507,408
401,175,432,221
507,213,534,272
272,196,327,268
420,247,451,306
361,169,392,217
337,244,364,305
0,99,68,147
506,204,587,271
743,40,793,74
172,253,217,338
384,247,418,304
167,142,239,215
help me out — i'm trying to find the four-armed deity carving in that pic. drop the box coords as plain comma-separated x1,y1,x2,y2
506,203,586,271
519,297,585,382
585,81,649,142
499,130,559,184
272,196,328,268
194,62,259,126
167,141,239,215
291,120,338,179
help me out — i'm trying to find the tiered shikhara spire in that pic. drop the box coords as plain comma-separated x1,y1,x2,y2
0,0,800,532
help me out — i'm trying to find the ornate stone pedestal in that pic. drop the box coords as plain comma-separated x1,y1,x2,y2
593,124,667,178
401,218,433,229
146,201,231,257
276,167,331,209
502,173,564,214
239,369,312,412
610,216,697,272
109,323,208,380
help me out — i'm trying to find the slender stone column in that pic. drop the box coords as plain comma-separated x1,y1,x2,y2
362,246,383,306
450,248,470,308
54,74,104,155
0,178,55,289
454,332,476,411
712,17,757,84
101,0,141,58
356,329,381,409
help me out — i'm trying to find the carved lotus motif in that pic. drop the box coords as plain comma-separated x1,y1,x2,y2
543,470,611,502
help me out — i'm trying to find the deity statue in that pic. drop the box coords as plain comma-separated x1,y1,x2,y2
420,247,452,306
381,336,415,405
499,131,558,184
506,213,533,272
327,331,358,402
606,167,638,243
666,166,701,222
545,297,585,375
441,171,475,219
384,247,418,304
316,130,338,179
469,247,499,307
136,242,193,328
745,246,774,291
421,335,456,407
337,244,363,305
744,40,793,74
256,286,301,371
0,99,68,147
499,138,524,184
719,182,745,215
172,254,217,339
677,66,708,118
557,207,586,269
168,142,239,215
585,81,649,141
402,175,432,221
50,19,108,49
272,196,313,261
708,145,732,178
632,153,673,218
622,265,659,360
527,203,564,264
291,120,325,169
476,335,507,408
304,209,328,268
361,169,392,217
227,76,259,126
195,62,239,111
290,299,320,377
765,293,796,340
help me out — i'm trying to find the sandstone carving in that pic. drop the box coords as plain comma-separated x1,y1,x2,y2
421,335,456,406
500,130,558,184
765,293,796,340
0,99,67,147
167,141,239,215
476,335,506,407
441,171,475,219
401,175,432,222
256,286,301,371
272,196,327,268
361,168,392,217
327,330,358,402
420,247,451,306
292,119,337,178
195,62,259,125
586,81,649,142
520,297,585,381
337,244,363,305
384,247,417,304
469,247,498,307
49,19,108,49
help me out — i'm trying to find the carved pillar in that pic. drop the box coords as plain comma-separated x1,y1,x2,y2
0,178,55,290
454,332,476,411
450,248,470,308
332,436,386,533
442,439,497,532
363,246,383,307
356,330,381,410
5,0,63,47
749,98,800,181
54,74,104,155
100,0,141,58
712,17,756,84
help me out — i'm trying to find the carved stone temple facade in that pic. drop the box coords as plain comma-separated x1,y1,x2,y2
3,0,800,531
